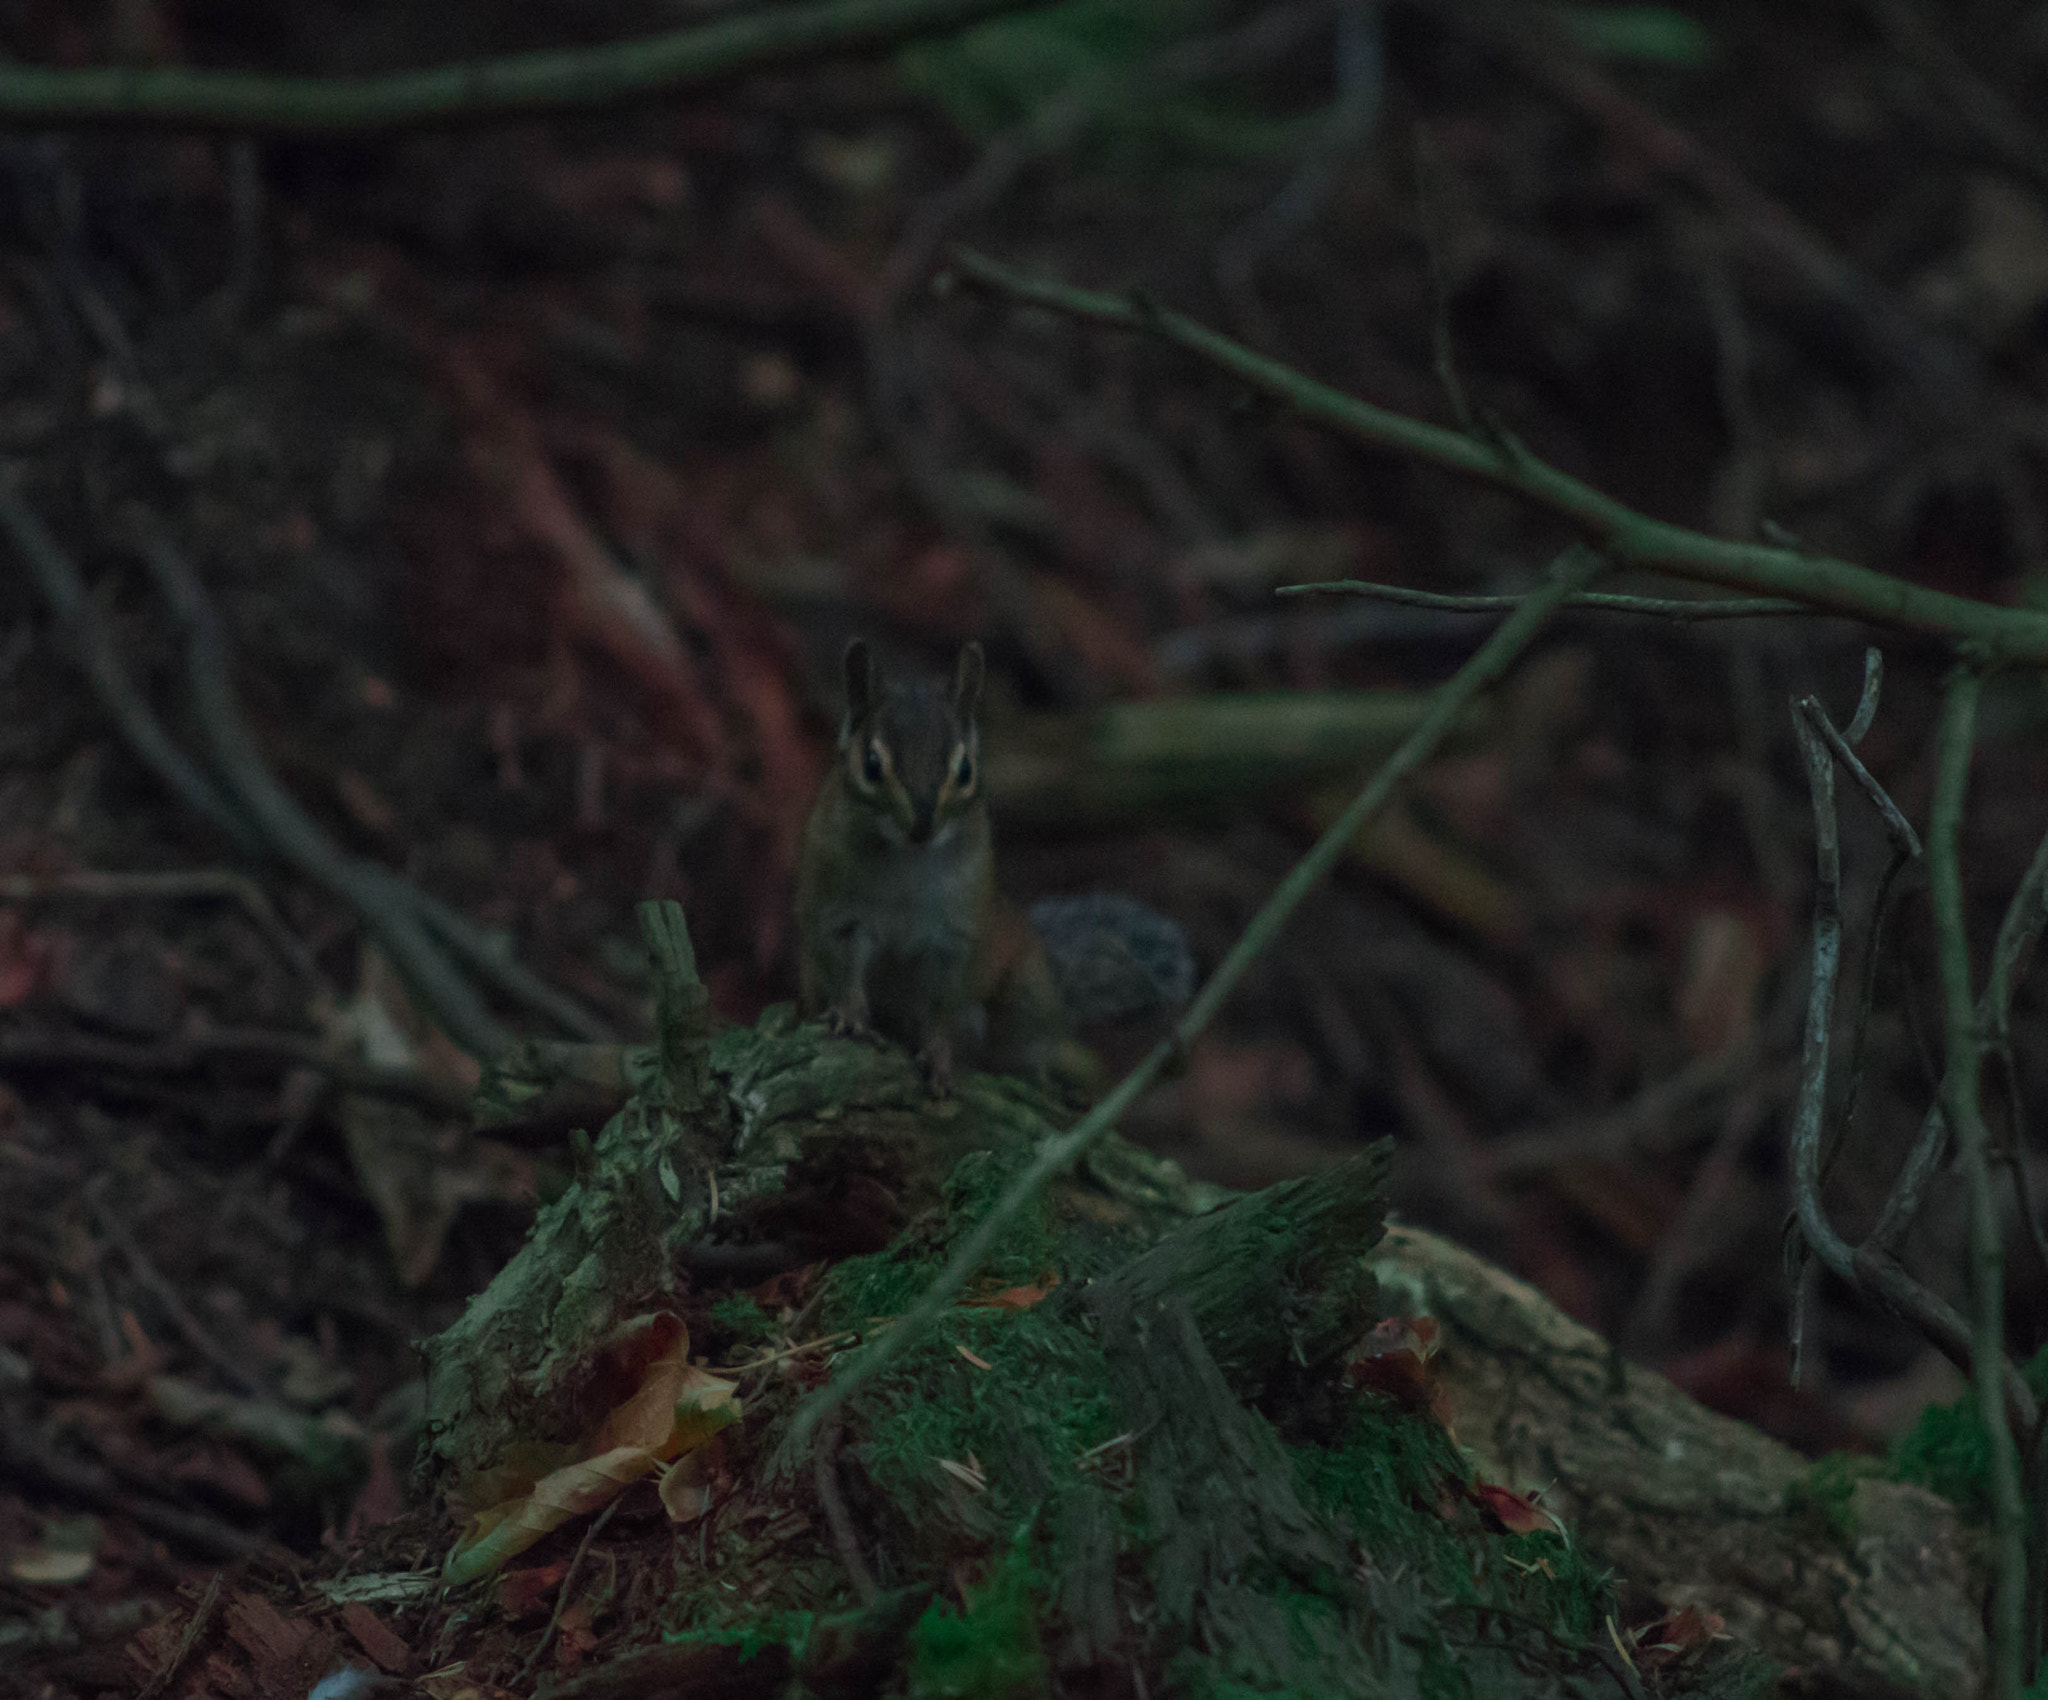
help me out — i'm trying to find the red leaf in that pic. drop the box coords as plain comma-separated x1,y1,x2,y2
1467,1481,1560,1537
1633,1604,1728,1669
1345,1316,1448,1425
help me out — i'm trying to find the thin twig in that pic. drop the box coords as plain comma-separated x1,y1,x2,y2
1797,696,1921,859
1,1420,266,1562
1478,1043,1777,1180
1279,579,1810,620
1213,0,1382,346
1989,822,2048,1285
716,1331,858,1377
0,1024,472,1113
0,0,1042,133
1861,0,2048,196
1786,697,1850,1384
945,248,2048,658
137,1572,222,1700
90,1190,266,1397
517,1496,621,1687
1412,122,1475,436
5,489,607,1056
0,868,325,991
1817,850,1912,1196
1463,0,1975,408
0,480,255,848
403,881,612,1043
785,543,1607,1457
134,536,513,1061
1869,819,2048,1260
1926,663,2026,1699
1843,647,1884,747
814,1409,880,1606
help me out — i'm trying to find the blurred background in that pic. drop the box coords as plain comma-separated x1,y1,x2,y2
2,0,2047,1676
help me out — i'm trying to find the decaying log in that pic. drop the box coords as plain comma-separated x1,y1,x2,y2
420,902,1984,1698
1373,1223,1986,1699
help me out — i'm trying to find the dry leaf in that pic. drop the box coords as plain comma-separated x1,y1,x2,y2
443,1313,738,1581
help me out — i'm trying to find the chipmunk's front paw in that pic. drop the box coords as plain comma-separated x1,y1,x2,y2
916,1035,955,1099
824,1003,879,1045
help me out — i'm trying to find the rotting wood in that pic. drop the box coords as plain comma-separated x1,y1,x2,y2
1373,1222,1987,1698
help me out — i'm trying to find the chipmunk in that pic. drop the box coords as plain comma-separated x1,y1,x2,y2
797,640,1192,1095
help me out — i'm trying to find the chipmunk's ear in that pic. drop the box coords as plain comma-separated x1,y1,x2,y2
952,642,985,719
841,639,877,738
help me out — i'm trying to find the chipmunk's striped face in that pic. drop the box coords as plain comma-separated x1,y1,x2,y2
840,641,984,847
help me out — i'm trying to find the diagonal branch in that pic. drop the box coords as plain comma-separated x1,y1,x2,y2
943,247,2048,662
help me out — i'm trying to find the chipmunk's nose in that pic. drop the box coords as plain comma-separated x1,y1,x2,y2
908,801,935,843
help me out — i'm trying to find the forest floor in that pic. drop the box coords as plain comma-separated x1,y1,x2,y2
1,0,2045,1693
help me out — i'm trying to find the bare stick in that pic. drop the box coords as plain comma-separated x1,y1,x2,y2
814,1409,880,1606
397,879,612,1043
134,535,512,1061
517,1496,620,1686
1799,701,1922,859
785,543,1607,1457
0,1024,473,1114
1843,647,1884,746
1871,820,2048,1265
944,248,2048,660
0,867,324,991
1786,694,1852,1383
90,1189,265,1396
1926,663,2026,1698
1413,123,1476,436
1279,578,1809,621
0,481,255,849
0,0,1042,134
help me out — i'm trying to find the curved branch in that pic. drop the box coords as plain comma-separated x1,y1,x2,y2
0,0,1040,135
0,0,1039,134
945,248,2048,664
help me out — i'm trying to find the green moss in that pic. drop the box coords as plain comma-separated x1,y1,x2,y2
820,1144,1063,1331
707,1294,775,1350
1891,1343,2048,1518
660,1613,814,1661
647,1117,1750,1694
894,0,1324,164
1784,1451,1882,1543
1295,1404,1613,1646
908,1548,1049,1699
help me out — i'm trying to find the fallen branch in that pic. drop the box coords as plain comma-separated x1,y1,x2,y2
1281,579,1813,621
0,482,612,1062
0,0,1043,134
0,483,254,849
942,248,2048,661
136,535,515,1062
0,1024,473,1115
0,868,325,992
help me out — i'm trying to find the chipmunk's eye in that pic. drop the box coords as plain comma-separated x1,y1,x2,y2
952,748,975,789
862,744,885,785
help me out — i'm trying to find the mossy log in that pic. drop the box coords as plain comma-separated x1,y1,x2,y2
418,905,1975,1698
1373,1224,1986,1699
